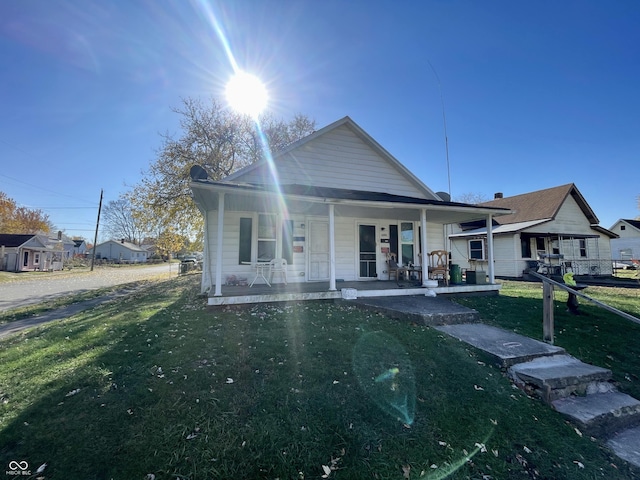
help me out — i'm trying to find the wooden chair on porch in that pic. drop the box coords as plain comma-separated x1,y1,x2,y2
386,253,408,281
428,250,449,285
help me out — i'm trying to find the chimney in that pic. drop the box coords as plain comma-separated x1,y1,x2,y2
57,230,62,240
494,192,504,199
121,238,125,244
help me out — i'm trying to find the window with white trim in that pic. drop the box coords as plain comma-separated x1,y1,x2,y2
400,222,414,265
469,239,485,260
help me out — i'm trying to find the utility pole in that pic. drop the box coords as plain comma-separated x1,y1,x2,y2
90,189,103,271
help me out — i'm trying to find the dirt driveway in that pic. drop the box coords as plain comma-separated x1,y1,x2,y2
0,263,177,312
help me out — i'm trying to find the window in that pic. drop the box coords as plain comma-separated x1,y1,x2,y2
258,214,277,261
239,218,252,264
551,239,560,255
469,239,485,260
621,225,626,231
400,222,414,265
579,239,587,257
620,248,632,260
34,253,40,265
521,237,532,258
239,215,293,264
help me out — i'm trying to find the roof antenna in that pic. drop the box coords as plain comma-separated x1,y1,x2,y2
427,60,451,200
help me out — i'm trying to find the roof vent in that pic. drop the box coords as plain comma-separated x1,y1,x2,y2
494,192,504,199
436,191,451,202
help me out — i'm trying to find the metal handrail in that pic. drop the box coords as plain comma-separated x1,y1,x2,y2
528,271,640,343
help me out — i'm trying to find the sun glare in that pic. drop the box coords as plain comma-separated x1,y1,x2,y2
225,71,268,118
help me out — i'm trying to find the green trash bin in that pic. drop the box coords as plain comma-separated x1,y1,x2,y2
450,264,462,284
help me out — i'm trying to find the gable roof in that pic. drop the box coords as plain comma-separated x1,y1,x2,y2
0,234,37,248
94,240,147,252
224,116,443,201
479,183,599,225
612,219,640,232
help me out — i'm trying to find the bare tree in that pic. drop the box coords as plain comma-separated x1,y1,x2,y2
102,197,146,244
128,97,316,245
454,192,491,205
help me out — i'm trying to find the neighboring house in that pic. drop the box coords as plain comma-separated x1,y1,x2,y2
609,219,640,261
90,239,148,263
73,239,88,256
189,116,510,303
450,184,618,278
0,233,66,272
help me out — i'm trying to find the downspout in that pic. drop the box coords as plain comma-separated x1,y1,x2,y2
486,214,495,283
214,192,225,297
420,209,428,286
329,203,336,291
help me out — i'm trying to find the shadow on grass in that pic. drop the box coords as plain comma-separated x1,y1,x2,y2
1,277,638,479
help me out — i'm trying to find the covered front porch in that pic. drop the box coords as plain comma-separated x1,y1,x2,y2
206,278,501,306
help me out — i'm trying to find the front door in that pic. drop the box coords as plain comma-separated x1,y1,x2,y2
309,221,330,281
359,224,377,278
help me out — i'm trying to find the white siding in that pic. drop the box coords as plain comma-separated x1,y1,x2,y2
611,238,640,260
203,210,444,290
611,221,640,239
526,196,594,235
234,125,430,199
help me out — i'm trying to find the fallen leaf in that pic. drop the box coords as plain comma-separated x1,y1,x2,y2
36,463,47,474
573,461,585,469
321,465,331,478
475,442,487,453
402,464,411,478
523,446,532,454
574,427,583,437
65,389,80,397
474,385,484,391
226,378,234,384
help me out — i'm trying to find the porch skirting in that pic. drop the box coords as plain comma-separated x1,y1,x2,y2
206,281,501,306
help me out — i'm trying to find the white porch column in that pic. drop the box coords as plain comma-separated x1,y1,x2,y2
486,214,495,284
214,192,225,297
329,203,336,291
420,209,429,286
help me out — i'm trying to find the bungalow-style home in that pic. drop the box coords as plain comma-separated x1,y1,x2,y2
609,219,640,263
73,239,88,256
450,184,617,278
0,233,66,272
90,239,148,263
189,116,510,305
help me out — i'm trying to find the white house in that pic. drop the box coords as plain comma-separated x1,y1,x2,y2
609,219,640,262
91,239,148,263
0,234,66,272
450,184,617,278
189,116,510,304
73,239,88,256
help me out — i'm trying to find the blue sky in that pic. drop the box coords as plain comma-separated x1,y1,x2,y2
1,0,639,240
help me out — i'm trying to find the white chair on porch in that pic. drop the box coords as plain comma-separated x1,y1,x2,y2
269,258,288,284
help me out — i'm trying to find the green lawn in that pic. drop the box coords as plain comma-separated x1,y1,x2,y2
1,276,639,479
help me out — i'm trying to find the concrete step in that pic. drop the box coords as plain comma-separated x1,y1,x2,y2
509,354,612,402
552,391,640,438
607,425,640,469
435,323,565,367
354,296,480,326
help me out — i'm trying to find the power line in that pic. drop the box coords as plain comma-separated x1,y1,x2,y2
0,173,97,205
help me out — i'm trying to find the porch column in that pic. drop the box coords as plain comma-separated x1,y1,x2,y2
486,214,495,283
329,203,336,291
420,209,429,286
214,192,225,297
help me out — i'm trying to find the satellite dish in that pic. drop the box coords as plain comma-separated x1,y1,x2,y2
190,165,208,181
436,191,451,202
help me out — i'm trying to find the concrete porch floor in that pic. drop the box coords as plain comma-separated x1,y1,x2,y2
206,278,501,306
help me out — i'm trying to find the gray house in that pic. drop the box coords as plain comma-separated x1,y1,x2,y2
90,239,148,263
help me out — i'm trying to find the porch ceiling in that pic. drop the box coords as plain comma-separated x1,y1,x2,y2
191,181,510,225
